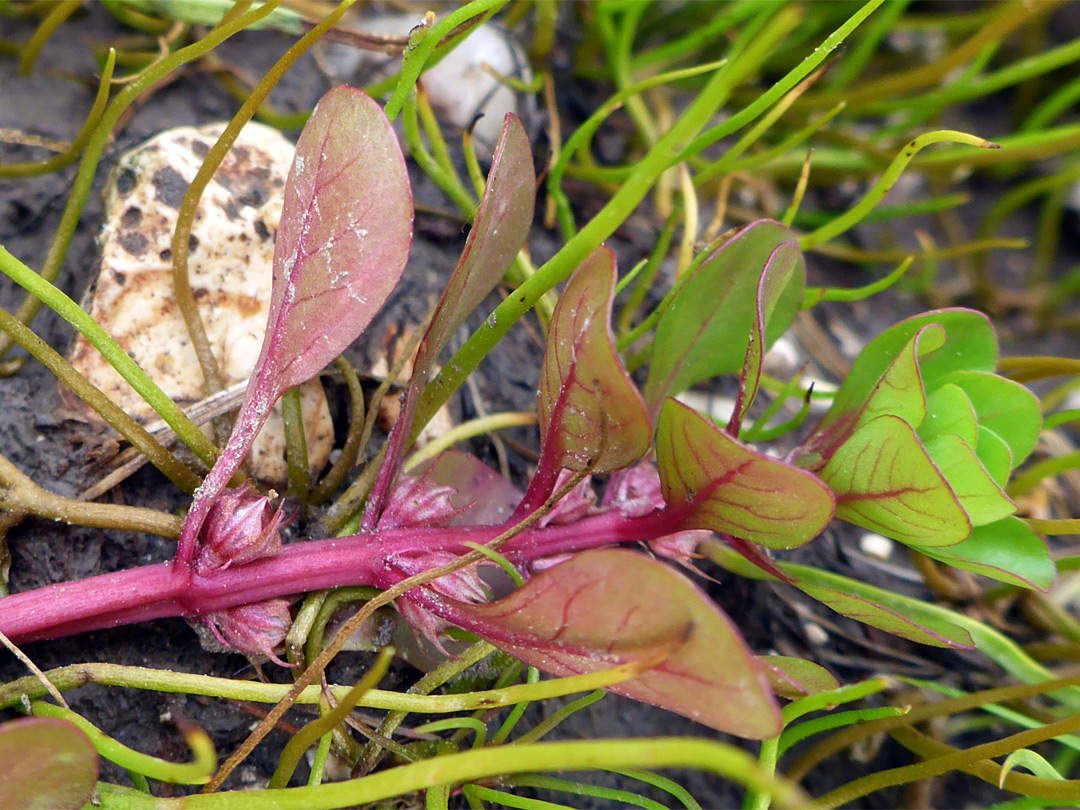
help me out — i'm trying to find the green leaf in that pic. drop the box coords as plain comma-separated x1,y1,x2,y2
702,542,975,649
918,383,978,447
538,248,651,474
938,370,1042,466
998,749,1066,788
923,433,1015,526
451,549,782,738
759,656,839,700
644,220,803,417
796,582,976,648
913,516,1055,591
976,426,1014,487
0,716,98,809
822,414,971,546
855,325,944,429
824,309,997,427
656,399,835,549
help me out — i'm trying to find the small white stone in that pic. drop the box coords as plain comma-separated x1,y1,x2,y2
860,532,895,560
67,123,334,485
803,622,829,646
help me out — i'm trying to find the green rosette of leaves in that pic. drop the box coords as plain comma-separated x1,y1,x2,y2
796,309,1052,590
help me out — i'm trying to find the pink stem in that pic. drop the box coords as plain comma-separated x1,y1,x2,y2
1,509,682,645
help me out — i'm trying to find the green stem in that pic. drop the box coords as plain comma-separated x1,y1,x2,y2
415,0,884,440
799,130,997,250
309,357,364,505
0,305,201,493
0,0,281,369
96,738,810,809
383,0,508,122
31,701,216,785
270,649,393,788
17,0,80,75
402,412,537,472
0,661,656,715
0,246,218,469
0,49,115,178
0,452,182,538
1009,450,1080,498
281,386,310,501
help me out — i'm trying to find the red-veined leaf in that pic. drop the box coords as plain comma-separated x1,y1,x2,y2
410,451,523,526
538,248,650,473
922,433,1014,526
514,248,651,517
821,414,970,547
795,581,975,648
822,309,997,427
644,220,804,419
656,399,834,549
178,86,412,564
364,116,533,528
444,548,781,737
0,717,98,810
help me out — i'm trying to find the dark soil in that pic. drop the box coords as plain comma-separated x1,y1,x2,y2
1,5,1078,809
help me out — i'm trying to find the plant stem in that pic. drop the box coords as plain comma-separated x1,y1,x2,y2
0,246,219,468
0,306,201,493
0,509,680,645
93,738,810,809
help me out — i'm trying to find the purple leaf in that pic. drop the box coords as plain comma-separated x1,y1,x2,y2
260,85,413,392
517,248,651,516
413,451,523,526
0,716,98,809
442,548,781,737
364,115,533,528
656,399,835,549
177,86,412,565
413,114,535,381
539,248,650,472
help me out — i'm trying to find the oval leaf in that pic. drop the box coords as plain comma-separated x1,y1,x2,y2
759,656,840,699
537,248,651,474
822,414,971,547
644,220,804,417
260,85,413,391
0,717,98,810
913,516,1055,591
918,383,978,447
923,433,1015,526
177,86,412,562
414,114,534,379
937,370,1042,466
411,451,523,526
823,309,997,428
446,549,781,737
657,399,835,549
